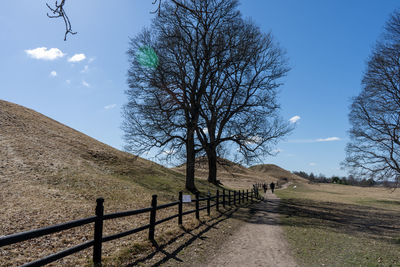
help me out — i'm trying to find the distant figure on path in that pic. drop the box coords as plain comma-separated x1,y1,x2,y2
270,182,275,193
262,183,267,193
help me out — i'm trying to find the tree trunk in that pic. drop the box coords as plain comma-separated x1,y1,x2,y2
207,147,218,185
185,127,197,193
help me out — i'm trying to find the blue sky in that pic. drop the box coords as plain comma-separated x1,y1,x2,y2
1,1,399,177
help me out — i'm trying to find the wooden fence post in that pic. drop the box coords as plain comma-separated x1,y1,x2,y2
216,190,219,212
233,191,236,205
207,192,211,216
149,195,157,241
242,190,245,202
228,190,231,206
251,190,253,202
195,192,200,220
178,192,183,225
222,189,226,209
246,189,249,202
238,190,241,205
93,198,104,267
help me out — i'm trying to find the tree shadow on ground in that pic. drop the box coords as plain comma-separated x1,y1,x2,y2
230,197,400,245
124,204,247,266
278,198,400,244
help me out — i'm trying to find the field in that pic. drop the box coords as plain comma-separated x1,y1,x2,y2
276,182,400,266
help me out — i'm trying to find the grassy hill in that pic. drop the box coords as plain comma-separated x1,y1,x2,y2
0,100,217,266
172,157,264,189
249,164,307,184
0,99,190,228
173,158,305,189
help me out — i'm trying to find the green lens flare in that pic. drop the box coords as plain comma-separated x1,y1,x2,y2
136,46,158,69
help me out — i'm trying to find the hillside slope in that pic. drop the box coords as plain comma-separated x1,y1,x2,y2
250,164,306,183
0,99,172,179
173,157,299,189
0,100,202,265
0,99,196,226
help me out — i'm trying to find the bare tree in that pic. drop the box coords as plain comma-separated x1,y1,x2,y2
196,18,291,184
344,10,400,186
123,0,240,192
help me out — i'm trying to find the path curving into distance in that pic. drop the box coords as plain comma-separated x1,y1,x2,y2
202,190,297,267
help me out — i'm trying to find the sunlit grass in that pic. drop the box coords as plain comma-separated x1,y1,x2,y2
276,183,400,266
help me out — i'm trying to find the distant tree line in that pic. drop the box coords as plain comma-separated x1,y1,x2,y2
292,171,377,187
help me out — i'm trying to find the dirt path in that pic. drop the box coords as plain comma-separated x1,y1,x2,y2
202,191,297,267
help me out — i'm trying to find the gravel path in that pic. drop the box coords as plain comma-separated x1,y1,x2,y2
202,191,297,267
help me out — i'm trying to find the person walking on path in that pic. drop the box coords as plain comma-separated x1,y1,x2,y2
263,183,267,193
270,182,276,193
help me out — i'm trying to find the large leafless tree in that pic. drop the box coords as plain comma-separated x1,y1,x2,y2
123,0,240,192
48,0,292,187
196,18,291,184
344,10,400,186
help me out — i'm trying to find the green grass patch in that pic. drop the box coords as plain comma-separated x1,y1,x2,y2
276,184,400,266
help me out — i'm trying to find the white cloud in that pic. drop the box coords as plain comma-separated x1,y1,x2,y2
50,71,57,77
25,47,65,60
104,104,116,110
309,162,316,166
289,115,301,123
288,137,341,143
68,53,86,62
316,137,341,142
81,65,89,73
66,80,71,84
82,80,90,87
88,57,95,63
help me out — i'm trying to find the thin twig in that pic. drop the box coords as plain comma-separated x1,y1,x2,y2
46,0,77,41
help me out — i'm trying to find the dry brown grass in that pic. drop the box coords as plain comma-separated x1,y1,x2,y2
0,100,270,266
280,182,400,209
250,164,306,183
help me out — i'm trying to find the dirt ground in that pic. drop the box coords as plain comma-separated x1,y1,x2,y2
201,190,297,267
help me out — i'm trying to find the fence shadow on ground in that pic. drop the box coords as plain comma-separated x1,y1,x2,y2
125,205,243,267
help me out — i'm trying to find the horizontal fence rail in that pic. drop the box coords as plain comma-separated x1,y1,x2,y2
0,216,96,247
103,207,152,221
1,184,264,266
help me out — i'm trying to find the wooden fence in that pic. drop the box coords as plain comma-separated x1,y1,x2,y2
0,184,263,266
